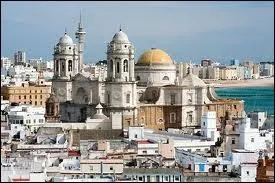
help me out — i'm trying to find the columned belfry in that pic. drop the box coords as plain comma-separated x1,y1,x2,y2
105,28,138,129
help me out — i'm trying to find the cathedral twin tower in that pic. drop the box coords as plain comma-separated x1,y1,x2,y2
51,15,137,129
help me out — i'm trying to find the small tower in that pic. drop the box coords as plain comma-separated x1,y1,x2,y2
45,93,60,123
75,11,86,72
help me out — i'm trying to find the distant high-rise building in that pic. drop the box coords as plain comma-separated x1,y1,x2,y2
230,59,239,66
14,51,26,65
201,59,213,67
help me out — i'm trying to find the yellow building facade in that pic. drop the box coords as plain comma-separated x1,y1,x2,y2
1,82,51,107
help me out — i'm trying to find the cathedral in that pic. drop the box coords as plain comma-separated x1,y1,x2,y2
45,18,244,132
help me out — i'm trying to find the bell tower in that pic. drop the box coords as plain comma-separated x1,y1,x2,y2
52,30,79,102
75,11,86,72
105,28,137,129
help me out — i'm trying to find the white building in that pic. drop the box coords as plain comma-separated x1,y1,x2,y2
1,57,12,68
128,126,145,140
248,111,267,129
240,163,257,182
8,104,46,133
200,111,220,142
7,65,39,82
80,159,124,175
84,63,108,81
134,139,159,156
239,116,274,152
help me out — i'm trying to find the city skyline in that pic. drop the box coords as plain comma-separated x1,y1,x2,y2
1,1,274,63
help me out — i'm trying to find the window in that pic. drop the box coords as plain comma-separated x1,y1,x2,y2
247,171,249,175
35,90,37,93
232,138,235,144
35,95,37,99
19,95,21,99
251,138,254,142
188,93,193,103
110,166,113,171
116,62,120,73
33,119,36,123
234,105,237,109
223,165,227,172
24,95,26,99
40,95,42,99
35,101,37,105
155,150,159,153
39,119,43,123
40,90,43,93
30,101,32,105
171,94,175,105
162,76,169,80
175,176,179,181
188,114,192,123
30,95,32,99
110,59,113,71
56,60,59,72
62,62,65,70
136,76,140,80
20,120,23,124
107,94,110,105
165,176,169,181
40,101,43,105
138,177,143,181
126,94,130,103
68,60,72,71
203,122,205,126
123,59,128,72
232,126,235,131
170,113,176,123
142,150,147,154
90,166,93,170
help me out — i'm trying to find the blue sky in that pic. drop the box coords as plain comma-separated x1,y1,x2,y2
1,1,274,64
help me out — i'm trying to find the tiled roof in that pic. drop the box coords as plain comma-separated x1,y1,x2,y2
70,129,123,146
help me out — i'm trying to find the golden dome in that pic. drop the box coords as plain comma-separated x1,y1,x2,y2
136,48,173,66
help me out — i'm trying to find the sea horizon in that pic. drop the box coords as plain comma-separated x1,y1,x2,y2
215,86,274,116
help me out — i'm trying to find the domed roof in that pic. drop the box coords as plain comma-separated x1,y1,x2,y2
92,103,108,119
181,73,206,87
136,48,174,66
112,30,129,42
59,33,73,45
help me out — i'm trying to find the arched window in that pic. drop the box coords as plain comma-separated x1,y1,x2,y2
123,59,128,72
136,76,140,81
55,60,59,72
117,62,120,73
110,59,113,71
162,76,169,80
62,61,65,71
68,60,72,71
